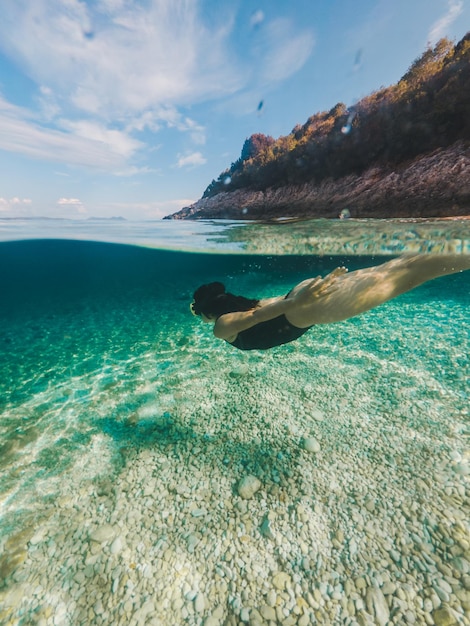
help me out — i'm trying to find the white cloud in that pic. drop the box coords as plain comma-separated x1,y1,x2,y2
257,18,315,84
113,165,160,177
57,197,87,215
0,1,313,171
0,197,31,206
176,152,207,168
0,89,205,174
12,197,32,205
427,0,464,45
0,197,33,215
57,198,82,205
250,10,265,28
0,193,190,220
0,0,241,119
0,94,140,170
58,119,142,158
0,2,313,116
220,16,315,115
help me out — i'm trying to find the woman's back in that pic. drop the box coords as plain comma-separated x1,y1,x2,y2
228,313,311,350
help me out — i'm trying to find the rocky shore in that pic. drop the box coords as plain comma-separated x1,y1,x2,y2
166,142,470,221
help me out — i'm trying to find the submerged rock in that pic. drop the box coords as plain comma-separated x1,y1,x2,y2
237,475,261,499
311,409,325,422
194,592,206,613
365,587,389,626
229,365,249,378
89,525,116,544
303,437,321,453
452,461,469,475
110,536,124,554
272,571,292,591
432,606,457,626
0,550,27,581
260,515,274,539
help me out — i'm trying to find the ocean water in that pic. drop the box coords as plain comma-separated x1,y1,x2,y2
0,220,469,626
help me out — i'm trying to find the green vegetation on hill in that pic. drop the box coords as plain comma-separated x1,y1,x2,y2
203,34,470,199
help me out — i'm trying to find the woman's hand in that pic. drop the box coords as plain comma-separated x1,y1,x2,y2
294,267,348,306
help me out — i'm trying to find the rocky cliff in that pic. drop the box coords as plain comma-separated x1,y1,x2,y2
165,141,470,221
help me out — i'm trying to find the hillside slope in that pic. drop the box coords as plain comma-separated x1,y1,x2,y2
166,35,470,220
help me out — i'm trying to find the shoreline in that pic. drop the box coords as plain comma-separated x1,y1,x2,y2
166,142,470,222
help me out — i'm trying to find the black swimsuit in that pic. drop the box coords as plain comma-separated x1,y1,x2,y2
228,315,311,350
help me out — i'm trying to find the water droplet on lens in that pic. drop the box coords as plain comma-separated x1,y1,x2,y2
223,176,231,185
341,125,351,134
250,10,265,28
353,49,363,72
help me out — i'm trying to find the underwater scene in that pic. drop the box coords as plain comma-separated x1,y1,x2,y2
0,220,470,626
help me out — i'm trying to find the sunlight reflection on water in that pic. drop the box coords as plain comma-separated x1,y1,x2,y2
1,216,469,255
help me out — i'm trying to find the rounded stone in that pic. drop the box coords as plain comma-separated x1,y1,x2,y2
311,409,325,421
89,525,116,544
365,586,389,626
195,593,205,613
272,571,292,591
266,590,277,607
432,606,457,626
260,605,276,621
303,437,321,453
237,475,261,499
240,607,250,622
110,537,123,554
453,462,469,475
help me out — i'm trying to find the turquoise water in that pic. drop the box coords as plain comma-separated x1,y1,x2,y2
0,223,469,625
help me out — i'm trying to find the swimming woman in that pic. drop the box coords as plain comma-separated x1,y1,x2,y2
190,254,470,351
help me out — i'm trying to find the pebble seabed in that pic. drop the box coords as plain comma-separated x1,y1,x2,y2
1,283,469,626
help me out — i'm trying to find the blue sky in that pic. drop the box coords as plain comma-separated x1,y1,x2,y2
0,0,468,219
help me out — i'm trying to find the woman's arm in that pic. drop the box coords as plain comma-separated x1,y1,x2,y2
213,270,347,340
213,297,295,340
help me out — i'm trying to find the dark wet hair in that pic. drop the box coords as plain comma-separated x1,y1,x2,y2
192,282,259,318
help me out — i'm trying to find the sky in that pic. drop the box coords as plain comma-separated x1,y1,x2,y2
0,0,468,220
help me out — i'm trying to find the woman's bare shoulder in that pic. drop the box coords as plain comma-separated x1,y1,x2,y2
213,309,254,339
213,296,285,340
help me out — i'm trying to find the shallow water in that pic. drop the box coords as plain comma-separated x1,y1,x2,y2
0,227,469,625
2,216,470,255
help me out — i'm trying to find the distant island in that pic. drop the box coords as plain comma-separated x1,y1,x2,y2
86,216,127,221
165,34,470,221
